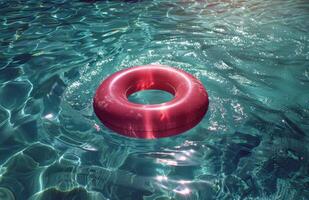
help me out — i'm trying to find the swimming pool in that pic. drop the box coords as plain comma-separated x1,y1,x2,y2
0,0,308,199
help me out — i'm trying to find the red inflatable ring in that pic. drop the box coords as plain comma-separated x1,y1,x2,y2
93,64,209,139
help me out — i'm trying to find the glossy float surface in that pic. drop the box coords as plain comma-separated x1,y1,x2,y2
93,64,209,138
0,0,308,200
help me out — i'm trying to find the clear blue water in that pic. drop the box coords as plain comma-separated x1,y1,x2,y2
128,89,175,104
0,0,309,199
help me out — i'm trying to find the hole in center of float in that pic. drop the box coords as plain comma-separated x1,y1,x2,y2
128,89,174,105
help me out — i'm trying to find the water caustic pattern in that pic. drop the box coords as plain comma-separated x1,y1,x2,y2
0,0,308,199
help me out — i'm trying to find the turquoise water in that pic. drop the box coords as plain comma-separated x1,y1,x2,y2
128,89,175,104
0,0,309,199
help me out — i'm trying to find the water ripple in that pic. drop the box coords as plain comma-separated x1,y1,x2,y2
0,0,308,199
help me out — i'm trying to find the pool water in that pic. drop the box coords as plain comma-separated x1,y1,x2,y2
0,0,308,199
128,89,175,105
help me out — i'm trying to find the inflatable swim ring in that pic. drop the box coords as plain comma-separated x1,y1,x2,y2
93,64,209,139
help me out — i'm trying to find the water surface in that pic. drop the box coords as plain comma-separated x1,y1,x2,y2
0,0,308,199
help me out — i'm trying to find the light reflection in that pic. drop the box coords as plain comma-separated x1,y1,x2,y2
182,149,195,156
156,175,168,182
44,113,54,119
156,158,178,166
59,153,81,166
173,186,191,195
178,156,187,161
0,166,5,176
93,123,100,131
80,143,98,151
179,180,191,185
155,148,197,166
154,174,196,197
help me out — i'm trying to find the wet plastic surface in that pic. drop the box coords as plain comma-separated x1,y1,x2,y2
93,64,209,138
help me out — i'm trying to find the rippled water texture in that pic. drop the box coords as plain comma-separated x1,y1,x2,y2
0,0,309,199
